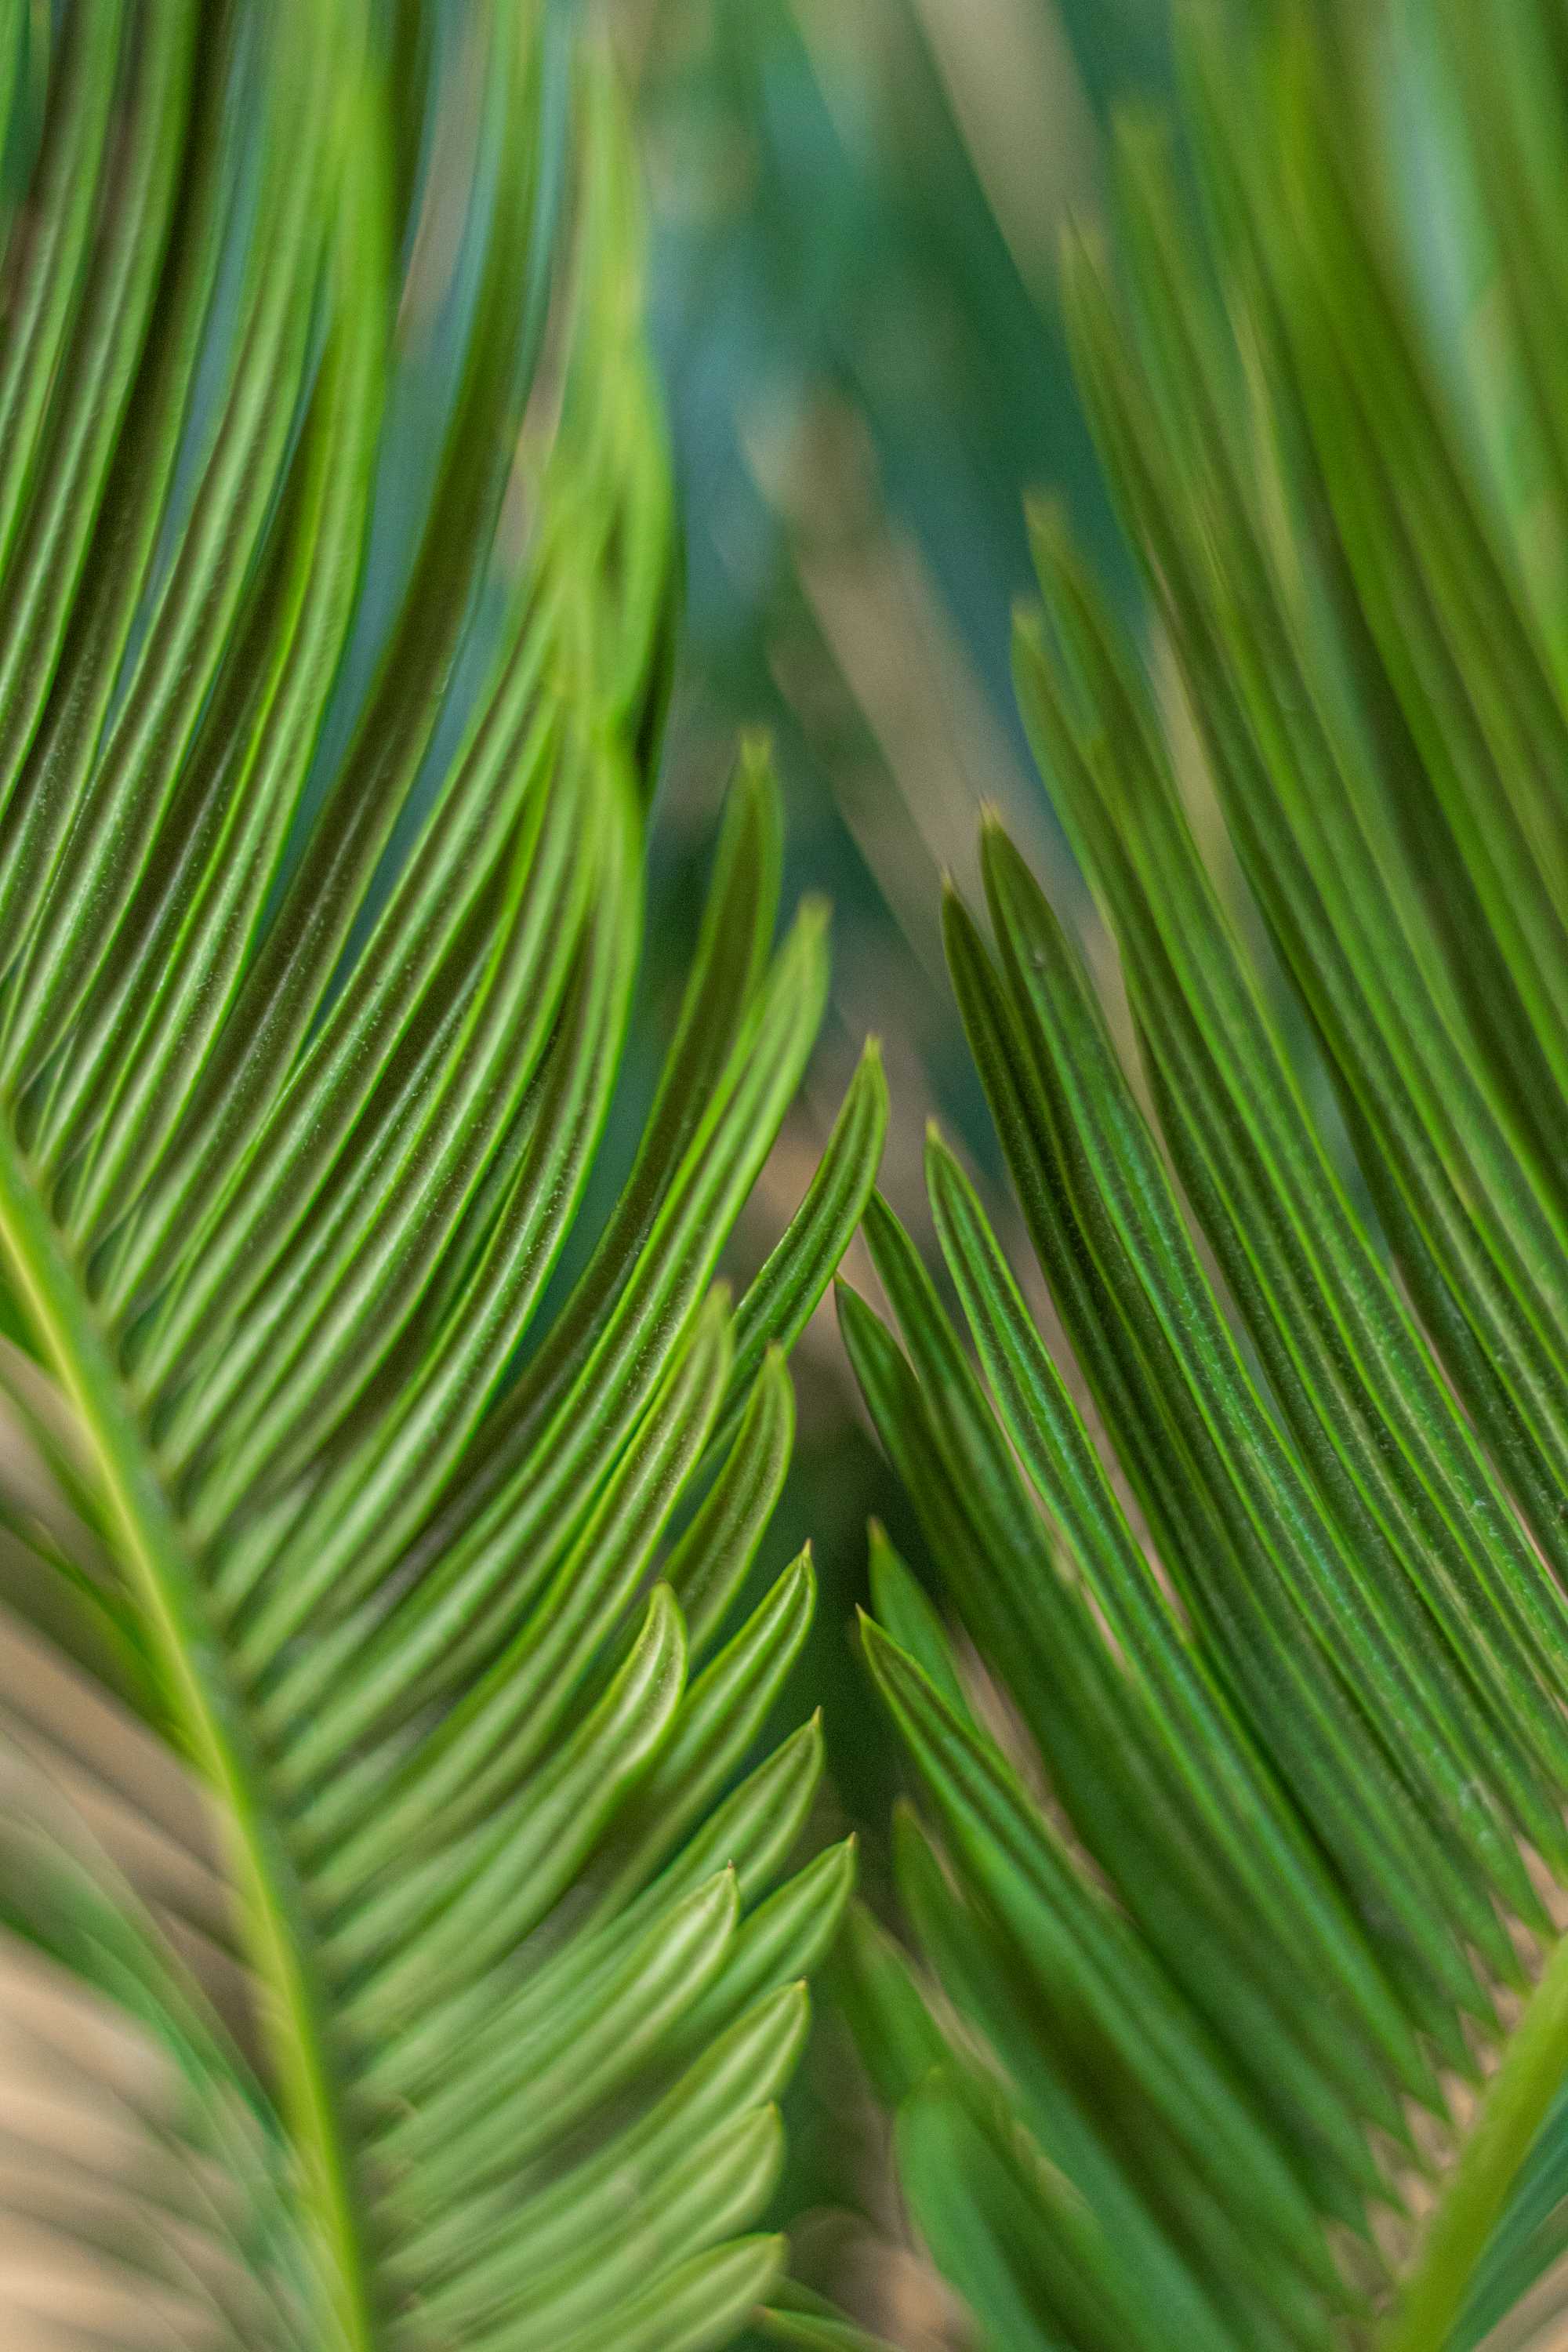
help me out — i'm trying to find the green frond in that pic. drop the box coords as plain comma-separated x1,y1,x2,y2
844,2,1568,2346
0,9,884,2348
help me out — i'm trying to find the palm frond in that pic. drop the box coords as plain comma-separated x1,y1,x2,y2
842,2,1568,2346
0,8,884,2348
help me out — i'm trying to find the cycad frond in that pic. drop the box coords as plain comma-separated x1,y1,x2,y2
842,2,1568,2346
0,9,884,2348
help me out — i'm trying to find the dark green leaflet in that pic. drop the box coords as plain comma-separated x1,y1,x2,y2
845,4,1568,2347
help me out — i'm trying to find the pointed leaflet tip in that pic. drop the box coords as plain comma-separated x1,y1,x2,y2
775,891,833,998
1022,489,1073,579
809,1834,860,1904
677,1862,745,1946
850,1033,889,1123
835,1268,900,1367
731,732,784,856
977,805,1034,905
1111,93,1176,180
857,1607,898,1676
857,1611,920,1721
641,1579,686,1642
612,1580,688,1735
1056,205,1110,285
857,1610,955,1728
779,1541,816,1615
738,726,776,778
939,879,990,984
858,1190,909,1290
1022,485,1063,538
1011,597,1050,679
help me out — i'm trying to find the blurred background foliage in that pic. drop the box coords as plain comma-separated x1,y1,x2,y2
604,3,1171,2336
625,0,1168,1185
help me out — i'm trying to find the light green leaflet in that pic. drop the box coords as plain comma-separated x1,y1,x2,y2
844,2,1568,2347
0,8,883,2350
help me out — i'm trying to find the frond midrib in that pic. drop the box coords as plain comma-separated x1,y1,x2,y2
0,1137,378,2352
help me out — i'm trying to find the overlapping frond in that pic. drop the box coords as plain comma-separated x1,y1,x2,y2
0,9,884,2349
0,1748,303,2352
842,2,1568,2346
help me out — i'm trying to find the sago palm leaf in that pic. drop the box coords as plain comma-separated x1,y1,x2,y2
0,8,885,2348
840,2,1568,2347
